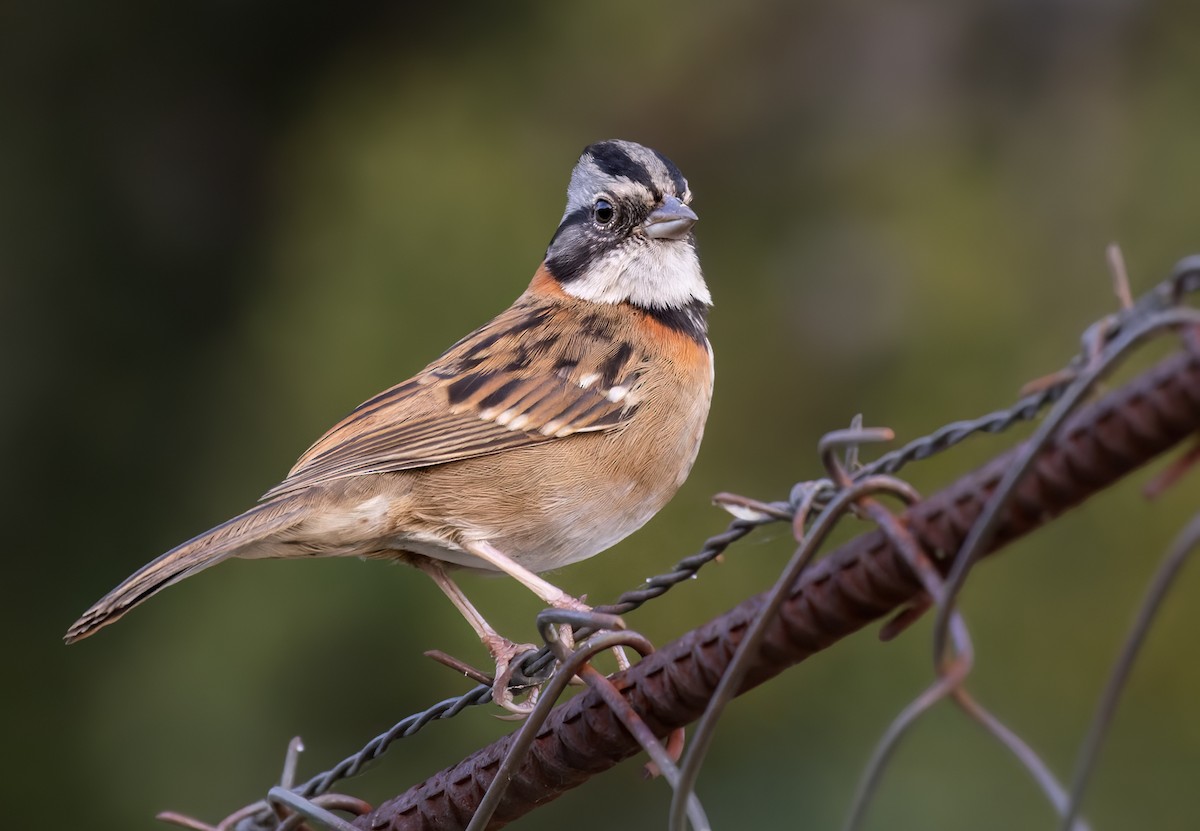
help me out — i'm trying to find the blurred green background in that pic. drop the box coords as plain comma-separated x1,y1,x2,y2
4,1,1200,828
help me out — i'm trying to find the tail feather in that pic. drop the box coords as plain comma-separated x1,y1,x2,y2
64,497,307,644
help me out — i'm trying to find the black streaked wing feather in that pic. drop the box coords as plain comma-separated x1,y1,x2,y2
261,298,642,500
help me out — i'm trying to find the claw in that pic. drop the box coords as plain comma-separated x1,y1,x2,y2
612,645,632,672
493,684,541,720
540,594,593,653
484,635,541,715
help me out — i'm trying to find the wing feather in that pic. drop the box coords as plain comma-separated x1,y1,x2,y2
261,296,644,500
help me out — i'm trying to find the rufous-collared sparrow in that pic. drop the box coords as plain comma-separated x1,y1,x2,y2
66,139,713,709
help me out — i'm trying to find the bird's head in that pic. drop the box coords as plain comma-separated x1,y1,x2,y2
545,140,709,330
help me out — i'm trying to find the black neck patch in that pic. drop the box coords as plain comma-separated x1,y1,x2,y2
639,298,709,344
545,230,609,284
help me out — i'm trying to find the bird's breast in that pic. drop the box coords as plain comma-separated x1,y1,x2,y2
392,335,713,573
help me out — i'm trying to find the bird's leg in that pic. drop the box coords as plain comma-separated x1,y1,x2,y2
411,558,539,714
461,540,591,612
460,541,632,679
461,539,592,652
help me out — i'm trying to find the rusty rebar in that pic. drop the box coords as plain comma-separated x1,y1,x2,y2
354,338,1200,831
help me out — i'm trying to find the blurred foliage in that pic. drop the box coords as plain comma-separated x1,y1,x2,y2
4,0,1200,828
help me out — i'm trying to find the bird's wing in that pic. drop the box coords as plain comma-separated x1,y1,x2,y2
261,296,644,500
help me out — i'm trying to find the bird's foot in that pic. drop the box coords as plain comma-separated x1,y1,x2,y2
539,593,593,652
484,634,544,715
536,595,635,672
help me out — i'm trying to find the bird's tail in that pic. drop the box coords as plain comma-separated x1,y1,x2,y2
64,497,307,644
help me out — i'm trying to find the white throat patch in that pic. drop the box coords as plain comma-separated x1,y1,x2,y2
559,239,710,310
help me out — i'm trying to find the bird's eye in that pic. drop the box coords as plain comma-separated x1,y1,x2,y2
593,199,615,226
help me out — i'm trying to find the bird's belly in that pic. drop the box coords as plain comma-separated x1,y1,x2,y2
389,423,702,574
390,471,669,573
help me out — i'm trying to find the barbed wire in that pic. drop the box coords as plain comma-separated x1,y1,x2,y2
158,253,1200,831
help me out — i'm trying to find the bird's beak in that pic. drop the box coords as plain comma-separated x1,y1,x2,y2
642,196,698,240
